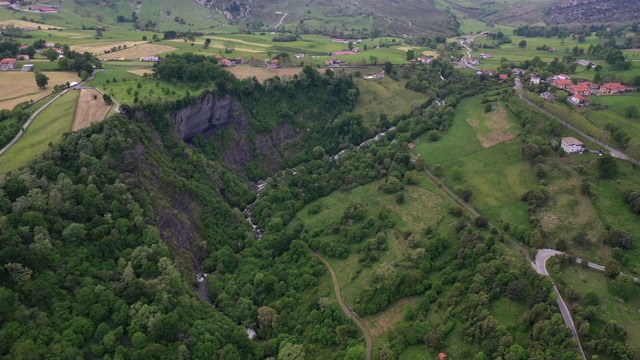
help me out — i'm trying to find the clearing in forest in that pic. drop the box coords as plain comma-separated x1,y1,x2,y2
225,66,303,82
72,89,112,131
465,106,517,148
364,296,420,336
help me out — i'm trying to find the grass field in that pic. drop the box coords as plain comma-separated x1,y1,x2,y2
293,177,452,309
224,66,303,82
415,95,536,229
352,76,426,124
0,90,79,175
72,89,112,131
97,43,177,60
0,71,80,110
465,104,518,147
0,19,63,29
554,264,640,353
71,41,149,54
587,93,640,142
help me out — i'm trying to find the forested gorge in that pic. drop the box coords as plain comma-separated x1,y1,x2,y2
0,61,585,359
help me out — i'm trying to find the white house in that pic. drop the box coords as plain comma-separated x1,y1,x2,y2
561,137,584,154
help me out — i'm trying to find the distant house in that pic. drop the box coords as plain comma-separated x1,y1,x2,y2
480,31,492,37
140,55,159,62
479,52,491,59
417,56,432,64
22,64,35,71
467,57,479,65
43,42,55,48
540,92,556,101
552,78,573,90
581,82,600,90
561,137,584,154
324,58,342,67
511,68,526,76
28,6,58,13
19,45,29,50
500,73,509,82
17,54,30,60
549,48,557,52
266,59,279,69
0,2,11,6
600,82,628,95
295,53,304,59
220,59,232,67
234,57,244,64
554,74,570,80
571,83,591,96
482,69,497,76
408,143,416,149
0,58,17,70
363,71,385,79
530,73,541,85
331,38,349,44
569,94,588,106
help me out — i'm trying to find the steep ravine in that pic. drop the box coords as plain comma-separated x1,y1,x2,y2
173,93,298,174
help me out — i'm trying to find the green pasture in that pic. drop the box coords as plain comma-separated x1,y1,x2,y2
0,90,79,175
415,95,536,229
352,76,426,124
84,70,202,106
293,177,452,308
588,93,640,142
554,264,640,353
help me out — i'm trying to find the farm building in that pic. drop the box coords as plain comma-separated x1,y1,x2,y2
363,71,385,79
530,74,541,85
417,56,432,64
140,55,159,62
22,64,35,71
540,92,556,101
234,57,244,64
569,94,588,106
512,68,526,76
28,6,58,13
266,59,279,69
561,137,584,154
17,54,30,60
220,59,232,67
479,52,491,59
500,73,509,82
552,78,573,90
600,82,629,95
0,58,17,70
295,53,304,59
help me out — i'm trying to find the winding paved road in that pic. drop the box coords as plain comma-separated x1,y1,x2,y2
532,250,586,360
513,78,639,165
309,250,372,360
0,69,106,157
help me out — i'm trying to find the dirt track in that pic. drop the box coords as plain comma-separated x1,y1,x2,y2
309,250,372,360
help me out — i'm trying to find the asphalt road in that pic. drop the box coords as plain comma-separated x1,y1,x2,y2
532,250,586,360
513,78,638,165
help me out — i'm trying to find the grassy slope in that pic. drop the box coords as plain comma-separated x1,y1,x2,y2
415,95,536,229
554,264,640,354
352,77,426,124
0,90,79,175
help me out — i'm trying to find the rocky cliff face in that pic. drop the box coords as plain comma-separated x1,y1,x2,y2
173,93,298,173
545,0,640,24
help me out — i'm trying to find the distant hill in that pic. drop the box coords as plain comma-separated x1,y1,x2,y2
544,0,640,25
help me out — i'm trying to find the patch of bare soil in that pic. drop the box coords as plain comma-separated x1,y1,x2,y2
364,296,420,337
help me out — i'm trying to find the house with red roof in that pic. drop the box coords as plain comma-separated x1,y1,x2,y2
0,58,17,70
220,59,232,67
600,82,628,95
43,42,55,48
500,73,509,81
569,94,588,106
417,56,432,64
552,78,573,90
29,6,58,13
479,52,491,59
570,83,591,96
266,59,279,69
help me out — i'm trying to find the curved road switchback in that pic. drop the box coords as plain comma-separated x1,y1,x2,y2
532,250,586,360
309,250,372,360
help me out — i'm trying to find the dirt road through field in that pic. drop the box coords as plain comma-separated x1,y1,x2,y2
309,250,372,360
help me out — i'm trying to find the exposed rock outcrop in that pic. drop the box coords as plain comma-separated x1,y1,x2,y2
545,0,640,24
173,93,298,173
